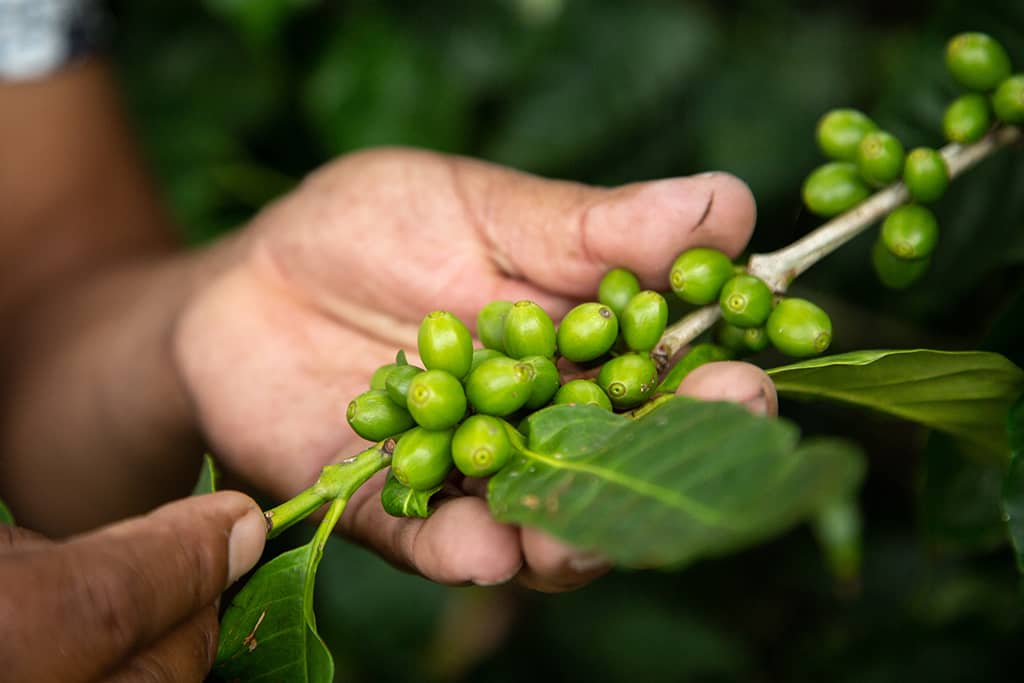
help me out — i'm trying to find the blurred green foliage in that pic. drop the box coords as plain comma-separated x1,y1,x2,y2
108,0,1024,680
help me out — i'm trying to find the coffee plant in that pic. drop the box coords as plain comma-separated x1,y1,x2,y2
190,32,1024,681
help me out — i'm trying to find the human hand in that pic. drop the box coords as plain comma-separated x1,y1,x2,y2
0,492,265,682
175,148,775,590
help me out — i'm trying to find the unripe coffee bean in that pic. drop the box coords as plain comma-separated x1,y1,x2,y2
418,311,474,379
347,389,415,441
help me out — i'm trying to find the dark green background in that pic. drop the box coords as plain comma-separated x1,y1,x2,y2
107,1,1024,680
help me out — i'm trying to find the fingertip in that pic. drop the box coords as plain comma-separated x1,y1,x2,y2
149,491,267,587
517,528,611,592
676,361,778,416
226,504,268,586
417,497,522,586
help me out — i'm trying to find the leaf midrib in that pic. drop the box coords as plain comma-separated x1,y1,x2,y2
512,440,731,528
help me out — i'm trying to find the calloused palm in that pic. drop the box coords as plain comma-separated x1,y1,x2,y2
174,148,771,590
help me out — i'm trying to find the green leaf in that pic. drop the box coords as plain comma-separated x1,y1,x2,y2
812,494,862,586
0,498,13,526
1002,396,1024,572
214,538,333,682
203,0,315,47
919,433,1008,554
768,350,1024,456
380,469,439,519
482,3,715,176
489,398,864,568
303,14,469,156
192,454,220,496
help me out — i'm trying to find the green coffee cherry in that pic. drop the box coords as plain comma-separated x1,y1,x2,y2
871,238,930,289
598,268,641,319
943,93,991,144
657,343,734,394
714,320,766,355
802,162,871,217
766,298,833,358
346,389,415,441
406,370,467,430
552,379,613,411
452,415,513,478
903,148,949,204
384,364,424,408
816,109,878,161
715,320,751,355
503,301,556,359
557,302,618,362
418,311,474,379
620,291,668,352
669,248,735,305
391,427,455,491
469,347,504,374
992,74,1024,125
370,363,397,391
945,32,1012,92
521,355,561,410
743,326,770,353
597,353,658,410
856,131,905,187
881,204,939,260
465,357,535,416
477,300,512,353
719,274,773,328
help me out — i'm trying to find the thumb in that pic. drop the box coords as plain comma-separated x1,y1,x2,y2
0,491,265,683
453,157,756,299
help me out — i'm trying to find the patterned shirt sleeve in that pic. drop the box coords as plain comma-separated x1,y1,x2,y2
0,0,105,81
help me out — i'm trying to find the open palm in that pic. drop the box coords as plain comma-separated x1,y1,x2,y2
174,147,771,590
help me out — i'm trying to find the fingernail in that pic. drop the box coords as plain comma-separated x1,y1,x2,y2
696,171,718,179
568,552,609,573
743,388,768,416
227,507,267,587
473,561,523,587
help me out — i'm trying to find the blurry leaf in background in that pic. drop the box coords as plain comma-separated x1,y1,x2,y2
112,3,289,242
692,8,875,213
0,498,13,526
481,2,716,175
191,453,220,496
303,12,470,155
537,591,753,682
813,493,864,589
1002,396,1024,572
919,432,1009,555
314,541,448,682
768,350,1024,456
204,0,317,47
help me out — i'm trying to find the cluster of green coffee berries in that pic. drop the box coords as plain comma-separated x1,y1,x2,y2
668,249,832,358
347,251,835,517
803,32,1022,290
